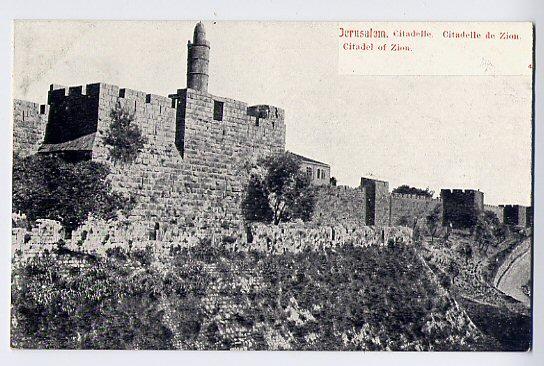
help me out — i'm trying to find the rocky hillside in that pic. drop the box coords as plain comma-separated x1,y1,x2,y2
12,240,491,350
420,231,532,351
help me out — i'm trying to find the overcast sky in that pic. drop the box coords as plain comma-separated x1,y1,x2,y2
12,21,533,206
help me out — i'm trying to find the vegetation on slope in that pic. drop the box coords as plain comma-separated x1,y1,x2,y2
418,225,532,351
12,241,488,350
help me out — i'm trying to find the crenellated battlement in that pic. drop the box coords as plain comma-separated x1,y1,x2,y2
441,188,481,196
48,82,177,107
390,193,442,201
502,204,525,210
441,188,484,229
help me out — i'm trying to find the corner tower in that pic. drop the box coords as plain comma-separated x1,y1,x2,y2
187,22,210,92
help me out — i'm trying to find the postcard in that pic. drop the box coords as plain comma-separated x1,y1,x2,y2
11,21,533,351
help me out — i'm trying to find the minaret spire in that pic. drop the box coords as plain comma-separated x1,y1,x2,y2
186,22,210,92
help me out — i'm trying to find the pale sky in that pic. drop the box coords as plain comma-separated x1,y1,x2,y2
12,21,533,206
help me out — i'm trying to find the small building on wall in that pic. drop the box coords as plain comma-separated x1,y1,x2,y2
289,152,331,186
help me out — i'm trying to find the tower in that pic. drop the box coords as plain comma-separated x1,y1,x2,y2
361,177,390,226
186,22,210,92
441,189,484,229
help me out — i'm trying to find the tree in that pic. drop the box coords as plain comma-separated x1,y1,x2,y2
330,177,337,186
12,154,131,233
447,261,461,285
104,104,147,164
392,184,434,198
425,206,442,244
473,211,500,255
458,243,473,265
242,152,316,225
241,175,274,223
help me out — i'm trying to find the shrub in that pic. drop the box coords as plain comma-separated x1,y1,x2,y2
11,249,212,349
11,240,485,350
103,104,147,164
12,154,131,232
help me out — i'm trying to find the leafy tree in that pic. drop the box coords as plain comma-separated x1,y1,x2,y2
458,243,473,265
473,211,501,255
12,154,131,233
392,184,434,198
242,152,315,225
425,205,442,244
242,175,274,223
104,104,147,164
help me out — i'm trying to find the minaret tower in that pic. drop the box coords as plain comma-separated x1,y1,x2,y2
186,22,210,92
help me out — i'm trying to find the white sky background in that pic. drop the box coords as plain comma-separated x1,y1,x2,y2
12,21,533,206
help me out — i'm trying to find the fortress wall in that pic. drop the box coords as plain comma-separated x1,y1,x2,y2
90,83,205,235
170,88,285,227
484,204,505,223
44,85,100,144
361,178,390,226
389,194,442,226
245,223,413,254
34,82,287,239
312,185,367,225
441,189,484,229
12,99,48,157
503,205,527,227
12,219,413,260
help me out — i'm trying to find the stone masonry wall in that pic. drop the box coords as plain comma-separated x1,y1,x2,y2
441,189,484,229
361,178,390,226
12,100,48,157
312,185,366,225
245,223,413,254
37,83,285,240
503,205,527,227
484,204,505,223
12,219,413,260
316,179,441,228
389,193,442,227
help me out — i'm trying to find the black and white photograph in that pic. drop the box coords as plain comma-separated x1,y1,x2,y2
7,16,536,354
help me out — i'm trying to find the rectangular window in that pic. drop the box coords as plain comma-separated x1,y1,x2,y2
306,167,312,178
213,100,224,121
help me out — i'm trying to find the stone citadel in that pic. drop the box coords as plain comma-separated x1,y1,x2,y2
12,23,532,248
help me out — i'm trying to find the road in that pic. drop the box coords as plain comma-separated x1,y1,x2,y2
495,241,531,307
